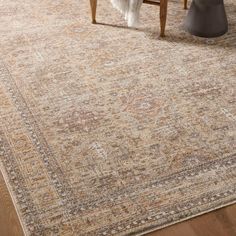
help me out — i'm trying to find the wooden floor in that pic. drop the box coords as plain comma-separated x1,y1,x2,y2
0,171,24,236
0,171,235,236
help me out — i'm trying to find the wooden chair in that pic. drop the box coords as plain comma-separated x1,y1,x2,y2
90,0,188,37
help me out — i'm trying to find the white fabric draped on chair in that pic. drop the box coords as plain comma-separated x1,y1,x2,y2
111,0,143,27
90,0,188,37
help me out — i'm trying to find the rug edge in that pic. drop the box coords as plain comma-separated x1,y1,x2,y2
135,199,236,236
1,161,236,236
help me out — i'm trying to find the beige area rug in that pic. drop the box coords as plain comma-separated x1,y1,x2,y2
0,0,236,235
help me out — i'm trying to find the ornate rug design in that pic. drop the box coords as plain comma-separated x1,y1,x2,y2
0,0,236,235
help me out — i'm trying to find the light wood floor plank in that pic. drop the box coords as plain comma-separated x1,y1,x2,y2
0,171,24,236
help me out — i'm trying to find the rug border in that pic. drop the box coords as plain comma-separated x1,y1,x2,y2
1,162,236,236
136,199,236,236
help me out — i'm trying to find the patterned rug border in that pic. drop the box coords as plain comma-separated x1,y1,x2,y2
89,186,236,235
1,162,236,236
136,199,236,236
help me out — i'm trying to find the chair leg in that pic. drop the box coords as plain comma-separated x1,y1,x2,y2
90,0,97,24
184,0,188,9
160,0,168,37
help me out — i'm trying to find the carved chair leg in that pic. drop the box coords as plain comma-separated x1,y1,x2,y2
90,0,97,24
184,0,188,9
160,0,168,37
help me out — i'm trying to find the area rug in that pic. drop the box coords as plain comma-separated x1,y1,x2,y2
0,0,235,235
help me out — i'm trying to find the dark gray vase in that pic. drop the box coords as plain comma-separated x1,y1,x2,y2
184,0,228,38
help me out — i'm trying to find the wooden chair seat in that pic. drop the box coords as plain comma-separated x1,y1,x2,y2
90,0,188,37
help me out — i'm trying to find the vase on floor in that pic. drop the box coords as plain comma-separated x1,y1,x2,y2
184,0,228,38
